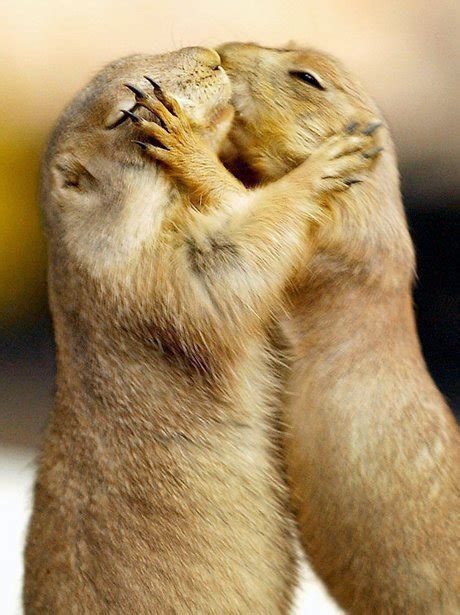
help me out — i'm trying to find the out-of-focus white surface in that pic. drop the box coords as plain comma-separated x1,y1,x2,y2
1,448,36,615
0,446,341,614
293,557,343,614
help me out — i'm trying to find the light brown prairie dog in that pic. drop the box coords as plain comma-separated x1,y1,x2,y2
23,47,378,613
219,42,460,614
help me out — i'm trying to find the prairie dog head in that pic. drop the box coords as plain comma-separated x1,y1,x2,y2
219,42,382,180
41,47,232,276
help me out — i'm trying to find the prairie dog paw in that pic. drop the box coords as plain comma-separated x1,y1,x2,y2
306,121,383,195
122,78,202,171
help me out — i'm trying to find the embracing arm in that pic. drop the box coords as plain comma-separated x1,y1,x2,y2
124,81,381,337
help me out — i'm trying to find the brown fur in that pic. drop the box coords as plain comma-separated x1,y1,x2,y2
219,42,460,614
24,48,301,614
24,47,378,613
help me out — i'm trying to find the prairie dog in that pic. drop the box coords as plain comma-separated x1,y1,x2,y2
23,47,377,613
219,42,460,614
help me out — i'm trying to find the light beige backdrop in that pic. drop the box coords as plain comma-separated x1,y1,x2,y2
1,0,459,321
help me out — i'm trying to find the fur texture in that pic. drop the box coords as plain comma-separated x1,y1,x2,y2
24,46,376,613
24,48,300,614
219,42,460,614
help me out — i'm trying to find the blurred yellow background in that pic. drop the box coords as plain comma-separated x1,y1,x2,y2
0,0,459,327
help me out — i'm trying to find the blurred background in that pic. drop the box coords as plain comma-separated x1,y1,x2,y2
1,0,459,613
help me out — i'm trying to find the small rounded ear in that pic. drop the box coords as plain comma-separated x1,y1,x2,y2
105,95,139,129
53,156,96,192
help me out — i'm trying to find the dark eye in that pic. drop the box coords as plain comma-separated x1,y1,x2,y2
289,71,325,90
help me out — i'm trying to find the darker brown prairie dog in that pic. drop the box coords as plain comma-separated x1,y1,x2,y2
23,47,379,614
219,42,460,614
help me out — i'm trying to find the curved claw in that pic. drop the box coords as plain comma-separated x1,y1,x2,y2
107,103,140,130
124,83,147,99
132,139,170,152
363,146,384,159
121,109,141,123
362,121,382,135
143,75,179,115
346,121,360,134
144,75,162,92
143,75,169,107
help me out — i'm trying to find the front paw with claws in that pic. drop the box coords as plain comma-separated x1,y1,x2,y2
123,77,205,175
304,121,383,196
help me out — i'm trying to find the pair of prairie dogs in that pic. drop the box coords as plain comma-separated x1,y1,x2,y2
24,44,459,614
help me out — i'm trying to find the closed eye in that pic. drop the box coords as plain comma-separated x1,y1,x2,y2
289,71,325,90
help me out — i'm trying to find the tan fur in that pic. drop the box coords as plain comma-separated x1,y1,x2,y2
24,48,298,614
219,42,460,614
23,47,378,613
